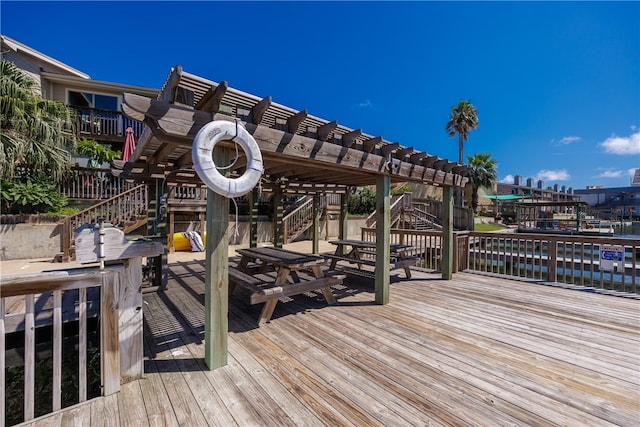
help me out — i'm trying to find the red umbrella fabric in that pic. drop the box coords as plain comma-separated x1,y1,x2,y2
122,127,136,162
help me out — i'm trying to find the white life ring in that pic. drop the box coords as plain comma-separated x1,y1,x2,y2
192,120,263,198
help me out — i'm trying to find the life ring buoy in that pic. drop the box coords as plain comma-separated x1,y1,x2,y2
192,120,263,197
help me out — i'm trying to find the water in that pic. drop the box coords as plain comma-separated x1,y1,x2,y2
614,221,640,238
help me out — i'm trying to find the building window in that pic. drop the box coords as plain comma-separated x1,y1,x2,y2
68,91,119,111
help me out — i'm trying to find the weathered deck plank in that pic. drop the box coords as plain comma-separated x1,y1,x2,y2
19,261,640,427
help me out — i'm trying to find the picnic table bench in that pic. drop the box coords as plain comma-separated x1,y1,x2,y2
323,239,419,279
231,247,345,326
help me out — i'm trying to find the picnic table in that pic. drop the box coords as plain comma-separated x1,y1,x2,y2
324,239,418,279
231,247,344,326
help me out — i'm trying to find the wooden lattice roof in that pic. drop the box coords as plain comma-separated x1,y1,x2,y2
116,65,469,193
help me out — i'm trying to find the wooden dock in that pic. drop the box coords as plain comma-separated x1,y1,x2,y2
16,258,640,427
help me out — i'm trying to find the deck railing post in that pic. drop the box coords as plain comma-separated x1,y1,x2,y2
100,271,120,396
441,185,454,280
547,237,558,282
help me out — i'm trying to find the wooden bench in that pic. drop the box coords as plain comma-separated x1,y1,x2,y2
321,253,377,268
228,267,345,326
321,252,419,279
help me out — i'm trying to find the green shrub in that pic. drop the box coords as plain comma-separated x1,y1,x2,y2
348,187,376,215
76,137,121,165
1,177,68,214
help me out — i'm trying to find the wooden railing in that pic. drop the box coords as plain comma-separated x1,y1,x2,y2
365,195,474,231
283,196,327,243
1,269,120,425
73,107,145,140
466,232,638,293
366,194,405,227
411,207,442,230
360,227,468,272
59,185,147,260
413,200,474,231
360,227,638,294
58,166,136,200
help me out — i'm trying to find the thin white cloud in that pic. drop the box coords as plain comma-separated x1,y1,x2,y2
558,136,581,145
499,174,514,184
599,131,640,155
535,169,570,181
354,99,374,109
596,170,623,179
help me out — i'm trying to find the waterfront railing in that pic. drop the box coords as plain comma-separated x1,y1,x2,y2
361,228,638,294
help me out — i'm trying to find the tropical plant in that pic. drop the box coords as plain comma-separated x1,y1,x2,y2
76,137,121,166
0,58,76,180
1,176,68,214
446,100,479,206
466,152,498,213
446,100,479,165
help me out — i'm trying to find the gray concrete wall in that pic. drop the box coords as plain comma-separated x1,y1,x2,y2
0,223,63,261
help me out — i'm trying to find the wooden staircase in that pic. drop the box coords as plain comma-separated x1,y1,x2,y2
366,193,471,231
282,194,342,244
57,185,148,261
283,196,324,244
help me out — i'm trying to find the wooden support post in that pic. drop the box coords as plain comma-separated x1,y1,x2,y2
146,178,166,237
168,211,175,253
249,189,258,248
312,194,320,254
119,258,144,382
442,185,454,280
101,271,120,395
273,186,284,248
204,147,229,370
340,193,348,240
375,175,391,305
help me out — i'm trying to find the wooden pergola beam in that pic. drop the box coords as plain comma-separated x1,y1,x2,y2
340,129,362,148
194,81,228,113
395,146,414,160
286,109,308,134
432,159,449,171
249,96,272,125
453,165,471,176
380,142,400,157
422,155,439,168
175,149,194,168
409,152,427,164
363,136,382,153
317,120,338,141
158,65,182,103
440,162,456,173
121,93,468,188
149,142,180,165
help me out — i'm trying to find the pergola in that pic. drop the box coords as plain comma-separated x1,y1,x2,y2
117,65,469,369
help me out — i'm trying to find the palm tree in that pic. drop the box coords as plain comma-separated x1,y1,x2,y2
0,59,76,180
446,100,478,206
466,152,497,213
446,100,479,165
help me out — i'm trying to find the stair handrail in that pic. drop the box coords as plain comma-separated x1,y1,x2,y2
412,207,442,230
283,195,328,243
365,193,405,227
59,184,147,260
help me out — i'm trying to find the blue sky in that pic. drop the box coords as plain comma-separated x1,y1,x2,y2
2,1,638,190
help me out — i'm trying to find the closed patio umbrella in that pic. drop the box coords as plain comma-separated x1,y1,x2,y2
122,127,136,162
